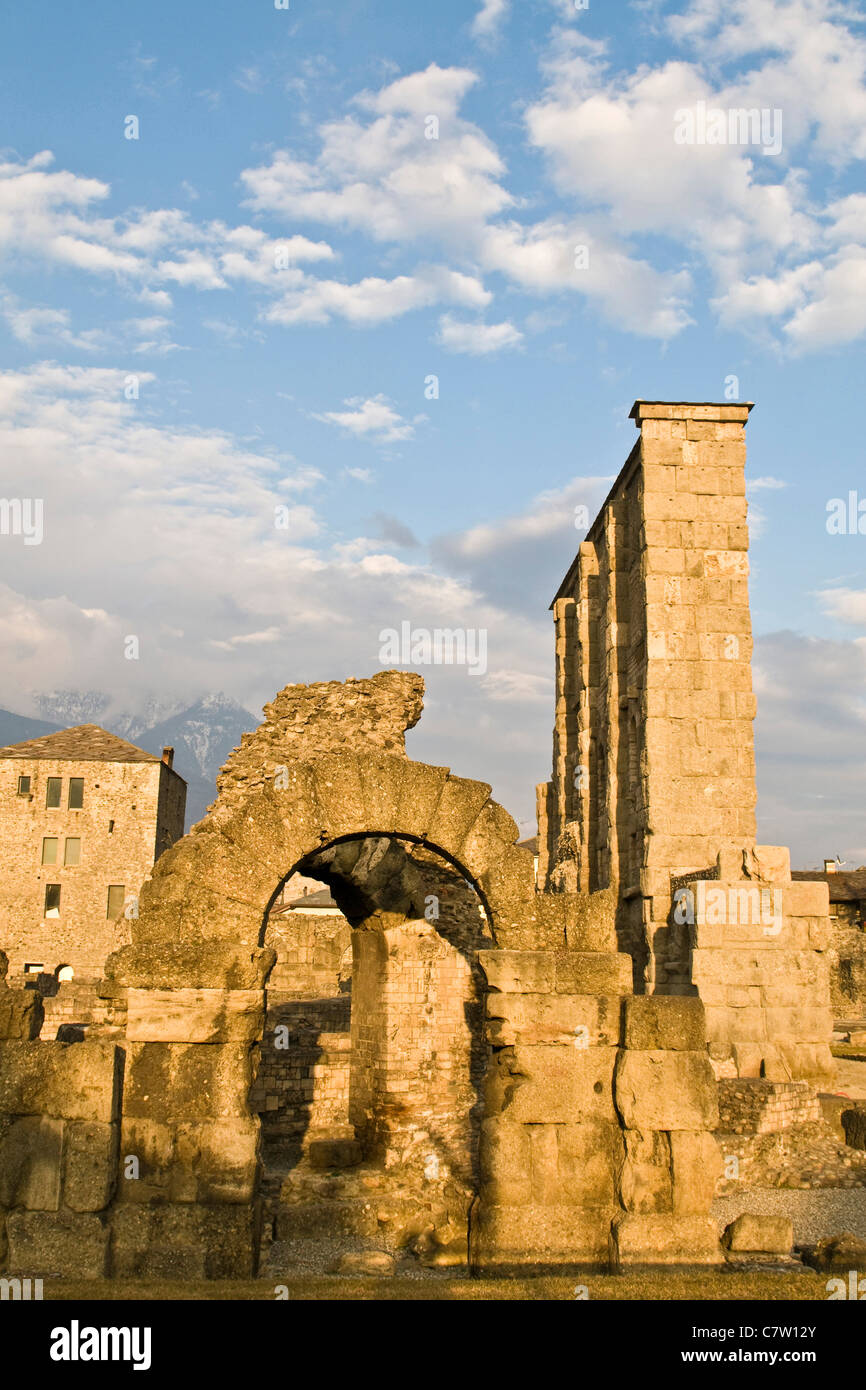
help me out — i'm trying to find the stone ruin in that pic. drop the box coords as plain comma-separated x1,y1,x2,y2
0,400,849,1281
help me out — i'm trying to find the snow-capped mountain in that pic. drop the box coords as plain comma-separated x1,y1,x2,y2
4,691,259,830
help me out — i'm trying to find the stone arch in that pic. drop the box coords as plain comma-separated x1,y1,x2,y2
126,751,537,969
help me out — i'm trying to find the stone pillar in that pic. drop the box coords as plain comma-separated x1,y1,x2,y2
634,401,757,989
349,919,480,1190
611,996,723,1267
687,855,836,1088
0,951,122,1279
471,953,725,1272
104,943,270,1279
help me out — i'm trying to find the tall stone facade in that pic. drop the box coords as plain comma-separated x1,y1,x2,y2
538,401,834,1086
0,725,186,982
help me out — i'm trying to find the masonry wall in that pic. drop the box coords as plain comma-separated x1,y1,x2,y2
0,757,184,981
538,401,835,1087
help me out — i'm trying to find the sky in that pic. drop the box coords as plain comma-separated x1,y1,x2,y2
0,0,865,864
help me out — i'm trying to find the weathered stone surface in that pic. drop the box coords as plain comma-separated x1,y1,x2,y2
335,1250,395,1275
801,1231,866,1273
721,1213,793,1254
0,1116,63,1209
63,1121,118,1213
6,1209,109,1277
619,1129,672,1214
622,996,707,1052
122,1043,255,1121
105,942,275,991
485,993,621,1048
495,1046,618,1125
612,1213,723,1266
670,1131,722,1215
615,1050,719,1132
842,1106,866,1150
110,1203,257,1278
470,1203,613,1270
0,1041,122,1122
126,988,264,1043
0,989,43,1041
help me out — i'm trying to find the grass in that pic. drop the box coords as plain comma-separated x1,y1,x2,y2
38,1270,829,1301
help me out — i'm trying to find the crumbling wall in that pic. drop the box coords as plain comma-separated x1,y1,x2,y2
213,671,424,813
0,955,123,1278
471,944,723,1272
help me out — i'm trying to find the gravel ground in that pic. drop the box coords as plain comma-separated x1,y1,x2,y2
712,1188,866,1243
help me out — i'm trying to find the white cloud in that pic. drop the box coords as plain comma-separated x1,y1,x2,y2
747,476,786,490
436,314,523,353
472,0,509,40
264,265,489,327
817,588,866,626
313,395,422,444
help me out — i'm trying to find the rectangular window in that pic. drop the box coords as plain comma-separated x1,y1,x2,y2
44,883,61,916
24,962,44,975
17,775,30,796
41,837,58,865
107,884,125,919
45,777,61,808
64,837,81,866
68,778,84,809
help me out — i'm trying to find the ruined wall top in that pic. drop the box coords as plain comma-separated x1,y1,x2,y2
213,671,425,811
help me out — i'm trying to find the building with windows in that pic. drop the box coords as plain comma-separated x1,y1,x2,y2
0,725,186,983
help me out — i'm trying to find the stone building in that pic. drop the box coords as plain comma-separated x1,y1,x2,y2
792,865,866,1018
0,725,186,983
537,401,835,1087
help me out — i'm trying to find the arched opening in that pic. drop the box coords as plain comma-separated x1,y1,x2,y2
251,832,494,1274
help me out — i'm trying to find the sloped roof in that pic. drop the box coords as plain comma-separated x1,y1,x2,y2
281,887,338,911
518,835,539,854
792,868,866,902
0,723,161,764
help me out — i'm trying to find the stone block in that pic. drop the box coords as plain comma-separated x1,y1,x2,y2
670,1131,722,1215
842,1106,866,1150
485,993,621,1048
504,1046,618,1125
622,996,707,1051
0,990,43,1041
110,1203,257,1278
0,1041,122,1123
529,1120,619,1208
0,1116,63,1209
552,951,633,995
105,942,274,991
123,1042,254,1121
126,988,264,1043
479,951,555,995
612,1213,723,1266
722,1213,793,1254
615,1050,719,1131
63,1122,118,1213
619,1129,672,1214
479,1118,531,1205
470,1202,613,1271
6,1210,109,1277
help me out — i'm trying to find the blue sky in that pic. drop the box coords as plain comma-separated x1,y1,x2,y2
1,0,865,862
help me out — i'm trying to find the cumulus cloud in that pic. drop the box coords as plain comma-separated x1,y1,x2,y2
472,0,509,40
436,314,523,353
312,394,424,445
